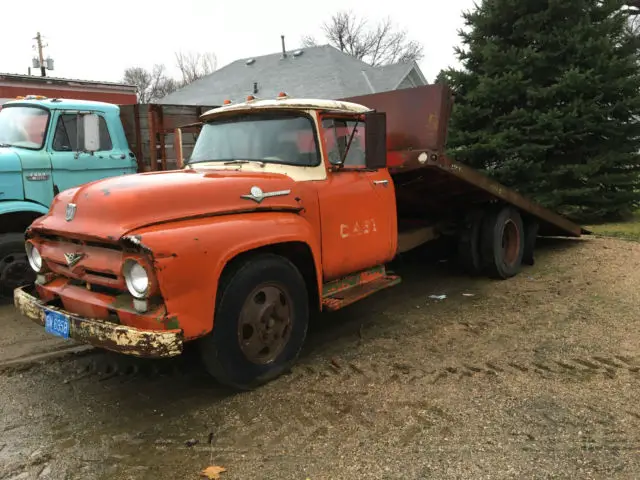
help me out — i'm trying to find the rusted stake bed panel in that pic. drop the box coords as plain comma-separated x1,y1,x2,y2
343,85,582,238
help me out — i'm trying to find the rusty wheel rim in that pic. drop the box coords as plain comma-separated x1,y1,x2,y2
502,219,520,266
237,283,293,365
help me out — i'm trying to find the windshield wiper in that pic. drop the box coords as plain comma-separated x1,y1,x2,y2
187,158,266,167
223,159,266,167
0,143,12,148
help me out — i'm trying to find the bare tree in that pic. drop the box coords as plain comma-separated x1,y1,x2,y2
122,64,179,103
123,67,152,103
303,11,423,66
175,51,217,85
148,65,179,100
123,50,217,102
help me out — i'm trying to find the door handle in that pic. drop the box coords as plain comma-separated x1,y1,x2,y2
110,154,126,160
373,180,389,186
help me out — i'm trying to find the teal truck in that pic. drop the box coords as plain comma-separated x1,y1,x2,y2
0,95,210,293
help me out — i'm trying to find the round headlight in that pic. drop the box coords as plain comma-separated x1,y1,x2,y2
26,242,43,272
124,260,149,298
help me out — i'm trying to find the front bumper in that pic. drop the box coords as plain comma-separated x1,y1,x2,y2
14,286,184,358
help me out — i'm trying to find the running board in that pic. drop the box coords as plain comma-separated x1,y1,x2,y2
321,266,401,311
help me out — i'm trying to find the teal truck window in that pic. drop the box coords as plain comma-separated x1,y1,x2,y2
52,114,113,151
0,106,49,149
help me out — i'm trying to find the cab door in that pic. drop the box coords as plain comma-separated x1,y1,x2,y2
49,111,135,194
17,111,54,206
316,117,397,281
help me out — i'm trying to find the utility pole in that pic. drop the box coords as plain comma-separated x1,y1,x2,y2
34,32,46,77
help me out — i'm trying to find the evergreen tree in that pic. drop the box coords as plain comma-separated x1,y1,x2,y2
434,69,452,86
446,0,640,221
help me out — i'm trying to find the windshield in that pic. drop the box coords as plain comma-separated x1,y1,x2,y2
0,106,50,149
189,113,320,166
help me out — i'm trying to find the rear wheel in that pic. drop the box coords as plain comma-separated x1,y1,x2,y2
522,218,539,266
199,254,309,390
480,206,524,279
457,209,484,275
0,233,33,297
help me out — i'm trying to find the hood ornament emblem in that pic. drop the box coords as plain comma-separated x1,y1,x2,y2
65,203,77,222
64,252,84,268
241,186,291,204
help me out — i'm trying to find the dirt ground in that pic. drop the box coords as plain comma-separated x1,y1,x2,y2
0,303,91,368
1,235,640,480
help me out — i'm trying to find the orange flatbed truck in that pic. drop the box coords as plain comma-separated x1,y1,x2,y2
13,85,582,389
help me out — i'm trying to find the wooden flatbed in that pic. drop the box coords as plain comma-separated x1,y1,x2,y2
119,103,216,172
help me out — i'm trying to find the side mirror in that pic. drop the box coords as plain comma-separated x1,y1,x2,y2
82,113,100,153
364,111,387,169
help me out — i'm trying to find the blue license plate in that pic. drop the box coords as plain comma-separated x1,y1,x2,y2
44,310,70,339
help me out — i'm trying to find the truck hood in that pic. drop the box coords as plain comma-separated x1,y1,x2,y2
0,147,24,202
34,169,303,241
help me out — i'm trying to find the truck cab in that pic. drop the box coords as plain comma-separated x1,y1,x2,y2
0,96,137,293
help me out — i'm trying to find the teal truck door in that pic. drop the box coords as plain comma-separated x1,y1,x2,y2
49,111,135,192
19,148,55,206
0,105,54,206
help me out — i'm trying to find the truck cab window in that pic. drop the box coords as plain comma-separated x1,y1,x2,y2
52,114,113,152
322,118,366,167
0,106,49,149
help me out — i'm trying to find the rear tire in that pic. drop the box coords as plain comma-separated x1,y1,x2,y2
457,209,484,275
522,219,539,266
480,206,524,279
0,233,33,297
199,254,309,390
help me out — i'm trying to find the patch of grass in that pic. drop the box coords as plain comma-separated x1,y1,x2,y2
587,211,640,242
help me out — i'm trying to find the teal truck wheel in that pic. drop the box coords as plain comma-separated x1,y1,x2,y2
0,233,33,296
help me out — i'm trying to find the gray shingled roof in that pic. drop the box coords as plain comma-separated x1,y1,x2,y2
158,44,426,106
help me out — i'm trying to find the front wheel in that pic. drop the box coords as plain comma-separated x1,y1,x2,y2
199,254,309,390
0,233,34,297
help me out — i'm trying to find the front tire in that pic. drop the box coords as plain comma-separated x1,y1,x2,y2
0,233,33,297
199,254,309,390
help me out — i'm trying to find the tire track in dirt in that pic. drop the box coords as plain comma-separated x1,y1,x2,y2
281,353,640,388
212,352,640,449
197,353,640,452
6,349,640,457
201,395,450,451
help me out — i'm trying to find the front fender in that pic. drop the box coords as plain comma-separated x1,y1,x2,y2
0,200,49,216
126,212,322,340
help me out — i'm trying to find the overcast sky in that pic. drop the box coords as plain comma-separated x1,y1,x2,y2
0,0,476,85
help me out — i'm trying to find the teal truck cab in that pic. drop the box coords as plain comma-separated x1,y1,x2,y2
0,96,208,293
